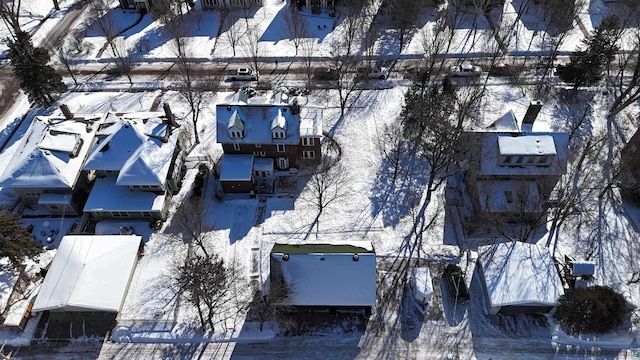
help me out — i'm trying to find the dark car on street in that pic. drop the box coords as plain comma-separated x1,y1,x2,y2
443,264,470,303
315,67,339,80
489,63,519,76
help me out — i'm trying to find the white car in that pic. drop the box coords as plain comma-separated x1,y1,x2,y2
450,62,482,77
227,68,259,81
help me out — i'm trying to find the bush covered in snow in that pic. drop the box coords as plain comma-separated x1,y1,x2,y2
554,285,628,335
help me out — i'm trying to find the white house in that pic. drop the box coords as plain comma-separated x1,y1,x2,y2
0,111,105,217
476,241,564,315
33,235,142,313
82,105,187,221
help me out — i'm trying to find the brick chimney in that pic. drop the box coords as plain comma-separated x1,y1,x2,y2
60,104,74,120
521,100,543,132
163,103,179,128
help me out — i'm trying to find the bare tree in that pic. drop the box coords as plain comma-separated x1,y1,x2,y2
299,37,317,89
88,0,119,56
375,119,409,186
418,9,457,87
302,144,352,233
402,82,466,202
220,10,243,57
170,197,214,258
110,38,135,85
53,41,78,86
336,5,365,56
243,27,265,78
0,0,22,40
281,5,308,55
327,40,361,116
609,27,640,119
386,0,422,51
174,253,230,331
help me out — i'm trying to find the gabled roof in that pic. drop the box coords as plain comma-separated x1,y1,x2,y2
0,115,103,189
32,235,141,313
270,109,286,130
84,115,182,186
227,110,244,131
478,242,564,308
270,241,376,307
84,120,146,172
216,104,301,145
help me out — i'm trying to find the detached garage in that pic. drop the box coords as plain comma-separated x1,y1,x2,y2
32,235,142,339
476,241,564,315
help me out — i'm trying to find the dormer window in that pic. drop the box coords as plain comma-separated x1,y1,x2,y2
497,135,556,167
272,129,286,139
271,109,287,139
227,110,245,139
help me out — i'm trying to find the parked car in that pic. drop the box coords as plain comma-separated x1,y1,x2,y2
449,62,482,77
443,264,470,303
315,67,339,80
227,68,259,81
489,63,518,76
357,65,389,79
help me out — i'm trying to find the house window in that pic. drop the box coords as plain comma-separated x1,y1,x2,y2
233,143,241,151
142,212,152,218
255,144,262,148
276,144,286,152
302,150,315,159
111,211,129,218
203,0,214,6
515,156,523,164
526,156,536,164
503,155,512,164
253,151,266,157
505,191,514,204
272,130,286,139
48,204,59,210
277,157,289,169
229,130,243,139
302,137,314,146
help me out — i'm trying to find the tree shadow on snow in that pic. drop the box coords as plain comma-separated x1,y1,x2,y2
369,150,430,228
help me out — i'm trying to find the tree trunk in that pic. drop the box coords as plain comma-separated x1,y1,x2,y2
53,0,60,10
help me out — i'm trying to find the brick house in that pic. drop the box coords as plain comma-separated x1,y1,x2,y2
216,94,322,193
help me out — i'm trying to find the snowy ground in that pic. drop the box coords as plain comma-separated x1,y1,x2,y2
0,0,639,358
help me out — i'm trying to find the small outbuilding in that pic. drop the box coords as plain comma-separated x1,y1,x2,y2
476,241,564,315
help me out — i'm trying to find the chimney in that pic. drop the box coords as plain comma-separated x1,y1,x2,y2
163,103,179,128
60,104,74,120
521,101,543,132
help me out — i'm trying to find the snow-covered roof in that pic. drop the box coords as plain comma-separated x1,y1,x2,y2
85,114,181,186
486,110,520,132
220,154,254,181
270,109,287,130
83,175,166,213
0,115,103,189
477,132,569,176
270,241,376,307
216,104,302,144
478,242,564,309
33,235,141,313
498,135,556,156
299,107,323,137
411,267,433,300
253,157,274,171
477,180,542,213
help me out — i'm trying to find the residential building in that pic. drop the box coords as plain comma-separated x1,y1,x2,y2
0,107,104,217
269,241,376,315
458,102,569,224
201,0,263,10
476,241,564,315
83,104,188,221
119,0,153,12
216,93,322,193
